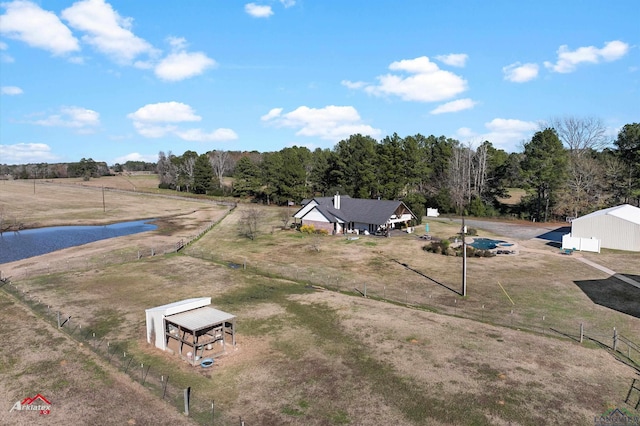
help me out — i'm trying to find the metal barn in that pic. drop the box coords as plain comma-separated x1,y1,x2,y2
571,204,640,252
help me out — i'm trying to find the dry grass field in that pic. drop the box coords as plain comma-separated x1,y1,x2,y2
1,178,640,425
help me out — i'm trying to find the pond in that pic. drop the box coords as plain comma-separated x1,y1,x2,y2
0,219,157,264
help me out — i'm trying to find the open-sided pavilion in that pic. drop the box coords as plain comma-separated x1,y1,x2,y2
145,297,236,366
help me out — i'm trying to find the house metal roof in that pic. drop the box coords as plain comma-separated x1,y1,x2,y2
165,307,235,332
312,197,415,225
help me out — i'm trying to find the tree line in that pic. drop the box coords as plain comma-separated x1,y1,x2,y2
155,119,639,222
2,118,637,223
0,158,110,180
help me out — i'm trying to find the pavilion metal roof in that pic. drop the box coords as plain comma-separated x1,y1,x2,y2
165,307,235,332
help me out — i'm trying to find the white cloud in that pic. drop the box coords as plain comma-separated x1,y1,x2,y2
0,0,80,55
503,62,539,83
358,56,467,102
341,80,367,90
131,122,177,138
245,3,273,18
0,142,58,164
128,101,236,141
0,40,13,62
455,127,476,139
435,53,468,67
174,128,238,142
1,85,23,95
485,118,538,134
154,51,216,81
430,98,477,115
262,105,382,141
127,102,201,123
61,0,156,64
260,108,283,121
459,118,538,151
166,36,188,50
280,0,296,7
30,106,100,133
152,36,216,81
599,40,630,60
544,40,630,73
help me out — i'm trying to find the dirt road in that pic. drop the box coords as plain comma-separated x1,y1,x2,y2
447,217,570,241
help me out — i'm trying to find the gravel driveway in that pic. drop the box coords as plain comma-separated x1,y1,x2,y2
448,218,571,241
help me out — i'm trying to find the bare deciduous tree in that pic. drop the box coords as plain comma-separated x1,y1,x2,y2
565,156,603,217
208,150,230,188
280,208,291,229
157,151,177,188
448,142,489,213
240,206,261,240
548,116,608,156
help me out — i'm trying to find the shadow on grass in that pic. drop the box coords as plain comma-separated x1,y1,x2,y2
545,241,562,249
392,259,462,296
574,275,640,319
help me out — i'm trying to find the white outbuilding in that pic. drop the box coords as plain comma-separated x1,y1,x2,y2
570,204,640,252
145,297,236,365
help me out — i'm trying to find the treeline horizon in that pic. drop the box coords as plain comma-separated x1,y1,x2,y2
2,119,638,223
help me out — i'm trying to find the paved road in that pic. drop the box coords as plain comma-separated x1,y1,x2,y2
446,218,571,241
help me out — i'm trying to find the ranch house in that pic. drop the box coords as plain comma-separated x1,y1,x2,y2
293,193,417,235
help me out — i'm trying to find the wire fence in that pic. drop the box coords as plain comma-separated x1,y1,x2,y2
186,247,640,363
0,277,250,425
2,204,234,281
2,263,638,424
2,204,639,421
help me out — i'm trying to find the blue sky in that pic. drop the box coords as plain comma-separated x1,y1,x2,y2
0,0,638,166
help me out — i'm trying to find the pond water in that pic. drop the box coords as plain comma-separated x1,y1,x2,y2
470,238,507,250
0,219,157,264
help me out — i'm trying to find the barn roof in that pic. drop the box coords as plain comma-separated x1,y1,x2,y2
574,204,640,225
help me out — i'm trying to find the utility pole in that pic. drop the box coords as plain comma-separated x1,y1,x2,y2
461,216,467,297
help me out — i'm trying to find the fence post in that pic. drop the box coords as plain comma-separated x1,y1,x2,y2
162,376,169,400
579,323,584,343
183,387,191,416
613,327,618,352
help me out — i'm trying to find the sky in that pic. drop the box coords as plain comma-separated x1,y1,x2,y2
0,0,638,166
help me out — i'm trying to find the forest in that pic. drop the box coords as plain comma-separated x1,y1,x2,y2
156,119,639,222
2,119,638,223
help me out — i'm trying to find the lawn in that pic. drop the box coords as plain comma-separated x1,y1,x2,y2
1,180,639,424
